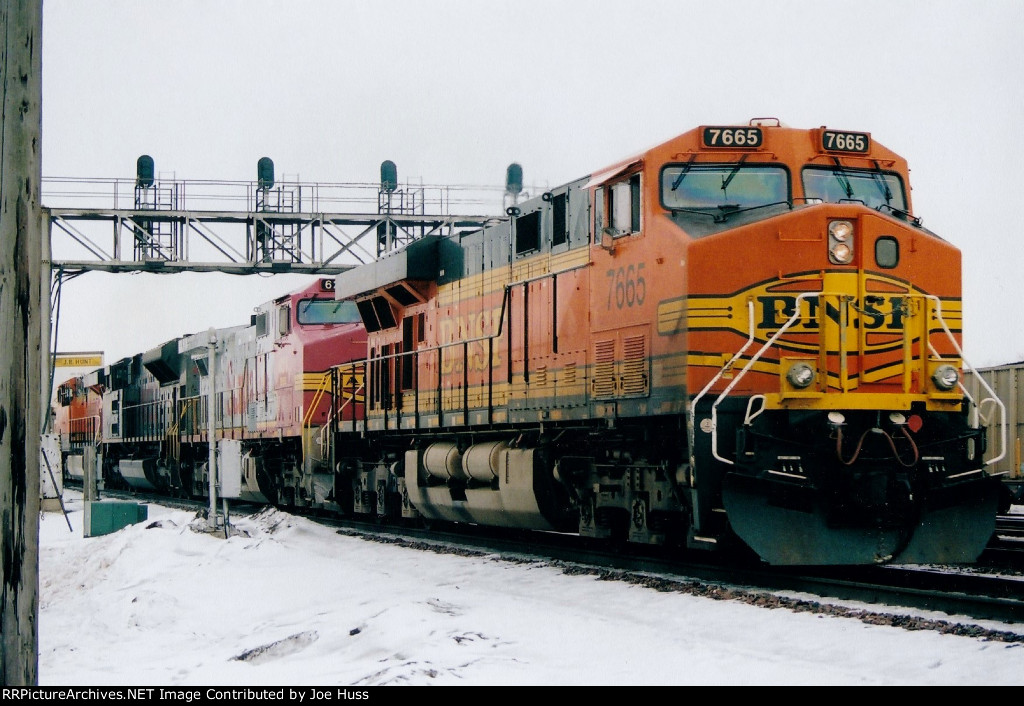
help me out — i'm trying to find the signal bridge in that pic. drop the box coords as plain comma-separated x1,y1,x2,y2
43,158,517,276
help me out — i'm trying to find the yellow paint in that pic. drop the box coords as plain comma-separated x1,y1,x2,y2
54,353,104,367
436,247,589,306
683,272,960,354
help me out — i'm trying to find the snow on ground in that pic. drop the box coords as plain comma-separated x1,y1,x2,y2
37,492,1024,686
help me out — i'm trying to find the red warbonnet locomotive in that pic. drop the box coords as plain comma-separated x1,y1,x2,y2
54,278,366,507
55,119,1009,566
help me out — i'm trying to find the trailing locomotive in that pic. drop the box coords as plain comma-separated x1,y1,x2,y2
54,277,366,507
53,119,1009,567
327,119,1007,565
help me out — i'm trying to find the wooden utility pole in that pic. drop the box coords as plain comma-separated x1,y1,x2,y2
1,0,44,686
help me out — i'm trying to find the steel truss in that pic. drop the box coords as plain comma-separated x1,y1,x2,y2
44,177,506,275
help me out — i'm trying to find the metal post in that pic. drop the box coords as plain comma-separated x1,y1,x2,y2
82,446,97,502
40,209,51,437
207,328,218,531
223,496,230,539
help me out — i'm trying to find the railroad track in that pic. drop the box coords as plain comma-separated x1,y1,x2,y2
994,513,1024,541
977,512,1024,569
70,486,1024,637
334,519,1024,628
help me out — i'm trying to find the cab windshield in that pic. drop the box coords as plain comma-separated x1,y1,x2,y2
661,164,789,211
802,167,906,211
297,299,362,325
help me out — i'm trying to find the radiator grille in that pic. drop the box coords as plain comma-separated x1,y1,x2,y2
592,339,616,398
621,334,649,396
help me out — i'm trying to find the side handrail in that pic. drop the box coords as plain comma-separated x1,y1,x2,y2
313,378,366,455
69,414,102,446
693,290,1006,469
170,397,199,434
302,372,332,428
298,371,338,465
687,300,757,469
706,293,817,465
924,294,1006,466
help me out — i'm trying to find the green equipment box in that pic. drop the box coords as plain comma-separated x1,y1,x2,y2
83,500,149,537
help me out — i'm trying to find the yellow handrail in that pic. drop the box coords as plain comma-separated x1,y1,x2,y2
170,397,199,434
302,372,332,428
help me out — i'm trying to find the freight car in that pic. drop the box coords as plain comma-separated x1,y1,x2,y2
54,119,1008,567
969,362,1024,505
326,118,1007,566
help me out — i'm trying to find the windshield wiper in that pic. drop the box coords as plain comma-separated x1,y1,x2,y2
670,155,697,191
832,157,854,199
713,199,793,223
870,160,893,205
877,203,921,226
666,205,719,220
720,155,748,194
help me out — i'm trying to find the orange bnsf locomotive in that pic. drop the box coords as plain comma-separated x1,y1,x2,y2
53,119,1008,567
329,118,1007,565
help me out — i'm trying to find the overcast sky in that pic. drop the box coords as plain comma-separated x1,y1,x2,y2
39,0,1024,369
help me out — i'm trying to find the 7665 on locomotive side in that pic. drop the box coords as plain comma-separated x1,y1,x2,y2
329,118,1008,565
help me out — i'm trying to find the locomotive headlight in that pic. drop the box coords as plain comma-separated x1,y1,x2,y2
831,243,853,263
829,220,853,241
828,220,855,264
786,362,815,389
931,364,960,391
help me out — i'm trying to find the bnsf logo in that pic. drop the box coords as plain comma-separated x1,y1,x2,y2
671,273,960,354
754,293,912,354
437,305,504,373
757,294,907,331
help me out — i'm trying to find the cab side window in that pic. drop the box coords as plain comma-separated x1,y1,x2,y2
278,305,291,337
607,173,641,235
